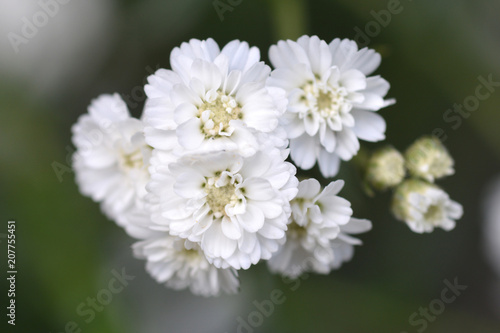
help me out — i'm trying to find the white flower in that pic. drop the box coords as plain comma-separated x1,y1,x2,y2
268,35,394,177
146,149,298,270
72,94,152,233
268,179,371,277
144,38,287,157
392,179,463,233
133,234,239,297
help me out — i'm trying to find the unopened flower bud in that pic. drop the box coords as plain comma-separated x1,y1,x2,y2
405,136,454,182
365,146,405,191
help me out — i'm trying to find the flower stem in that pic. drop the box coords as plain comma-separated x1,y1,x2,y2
268,0,308,40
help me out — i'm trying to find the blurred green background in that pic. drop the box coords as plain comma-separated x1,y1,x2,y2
1,0,500,332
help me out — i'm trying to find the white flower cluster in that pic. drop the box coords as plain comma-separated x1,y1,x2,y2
71,36,390,296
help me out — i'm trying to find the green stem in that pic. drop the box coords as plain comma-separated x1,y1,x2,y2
268,0,308,40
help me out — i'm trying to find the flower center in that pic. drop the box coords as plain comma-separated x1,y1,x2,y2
181,248,202,261
424,204,444,224
288,221,308,238
302,82,348,119
199,92,243,138
204,173,241,218
119,149,144,172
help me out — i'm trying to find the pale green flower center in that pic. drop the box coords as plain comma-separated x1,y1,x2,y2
119,149,144,171
206,184,236,216
302,82,347,118
199,92,243,137
288,221,308,238
182,248,201,261
424,204,444,224
204,173,243,218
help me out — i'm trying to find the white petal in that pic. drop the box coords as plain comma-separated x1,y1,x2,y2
238,151,271,179
240,62,270,85
303,113,320,136
145,69,182,98
221,40,260,72
320,125,337,153
321,197,353,225
308,205,323,223
238,233,257,253
223,70,242,96
316,179,344,199
284,116,306,139
318,148,341,178
268,65,311,92
242,178,276,201
269,40,310,70
250,200,284,219
237,204,265,232
144,127,178,150
88,93,130,123
447,201,463,220
221,217,242,240
143,98,176,129
192,205,213,233
174,102,199,125
341,218,372,234
365,76,390,96
353,93,387,111
340,69,367,92
171,84,202,107
297,179,321,199
173,172,206,199
258,221,286,240
289,135,318,170
176,118,204,149
335,129,360,161
297,35,332,75
329,39,359,70
344,47,381,75
202,223,237,259
351,109,386,142
191,59,222,92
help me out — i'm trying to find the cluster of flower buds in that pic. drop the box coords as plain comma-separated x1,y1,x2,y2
364,136,463,233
